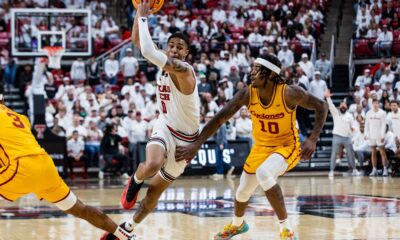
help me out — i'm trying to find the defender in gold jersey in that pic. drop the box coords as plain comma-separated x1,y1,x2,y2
0,62,134,240
176,54,328,240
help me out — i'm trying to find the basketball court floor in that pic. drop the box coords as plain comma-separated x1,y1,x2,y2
1,175,400,240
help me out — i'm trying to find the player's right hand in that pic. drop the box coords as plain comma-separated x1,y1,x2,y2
137,0,151,18
175,143,201,163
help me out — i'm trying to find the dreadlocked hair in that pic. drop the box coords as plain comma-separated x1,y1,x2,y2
257,54,288,84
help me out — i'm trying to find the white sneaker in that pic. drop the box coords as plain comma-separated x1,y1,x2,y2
383,168,389,177
352,169,360,176
369,169,377,177
226,166,235,178
98,171,104,179
328,171,334,178
211,174,224,180
121,173,130,179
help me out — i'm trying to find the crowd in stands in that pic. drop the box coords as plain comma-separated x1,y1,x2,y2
337,57,400,176
1,0,335,178
354,0,400,58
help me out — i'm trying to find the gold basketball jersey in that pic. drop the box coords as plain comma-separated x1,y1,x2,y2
0,104,46,169
247,84,299,147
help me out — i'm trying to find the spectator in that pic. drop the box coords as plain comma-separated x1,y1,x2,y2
212,4,227,23
325,90,358,177
296,29,314,55
296,66,310,90
315,53,332,82
308,71,328,100
139,75,155,97
104,52,119,85
70,58,86,84
144,94,157,119
379,67,394,87
382,1,395,20
352,123,369,170
355,69,372,89
365,99,388,176
355,5,371,32
66,115,88,140
4,59,17,90
67,130,87,179
298,53,314,80
248,27,264,54
198,73,211,95
126,111,148,171
120,48,139,82
374,25,392,58
121,78,135,96
84,107,100,126
99,124,129,179
44,76,57,100
204,92,219,113
85,121,103,167
101,16,120,43
235,107,252,145
374,62,386,82
87,56,100,86
277,42,294,69
51,117,66,137
211,117,234,180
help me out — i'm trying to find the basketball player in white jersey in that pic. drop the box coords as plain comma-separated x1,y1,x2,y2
365,99,388,176
101,1,200,238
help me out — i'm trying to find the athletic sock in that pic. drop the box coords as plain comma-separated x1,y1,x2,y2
134,173,143,184
279,219,292,232
114,226,132,240
125,219,139,231
232,216,244,227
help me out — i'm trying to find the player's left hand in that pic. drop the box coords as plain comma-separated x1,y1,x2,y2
300,138,317,160
137,0,151,18
175,143,201,163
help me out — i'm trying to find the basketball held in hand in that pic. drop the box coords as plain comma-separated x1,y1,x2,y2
132,0,164,14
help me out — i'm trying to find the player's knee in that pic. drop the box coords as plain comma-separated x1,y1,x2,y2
143,160,163,176
256,167,277,192
235,186,252,202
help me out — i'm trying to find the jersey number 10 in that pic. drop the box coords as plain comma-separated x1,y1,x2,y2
259,121,279,134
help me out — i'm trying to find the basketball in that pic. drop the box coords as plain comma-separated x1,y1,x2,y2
132,0,164,14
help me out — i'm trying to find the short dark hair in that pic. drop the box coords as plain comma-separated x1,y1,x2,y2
390,100,399,105
372,99,379,103
167,32,190,49
72,130,79,135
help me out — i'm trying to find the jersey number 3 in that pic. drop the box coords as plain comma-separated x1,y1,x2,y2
7,112,25,129
259,121,279,134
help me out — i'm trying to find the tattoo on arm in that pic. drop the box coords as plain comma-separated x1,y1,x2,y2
286,85,328,141
197,88,250,144
165,58,190,73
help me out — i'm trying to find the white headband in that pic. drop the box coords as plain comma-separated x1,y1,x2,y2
254,58,281,75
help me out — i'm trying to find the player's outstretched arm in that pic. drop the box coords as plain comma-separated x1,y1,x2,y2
285,85,328,160
131,11,141,49
175,88,250,161
136,1,193,80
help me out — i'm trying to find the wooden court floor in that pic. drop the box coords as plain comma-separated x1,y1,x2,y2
1,176,400,240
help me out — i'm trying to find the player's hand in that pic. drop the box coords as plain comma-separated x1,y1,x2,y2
137,0,151,18
175,143,201,162
300,138,317,160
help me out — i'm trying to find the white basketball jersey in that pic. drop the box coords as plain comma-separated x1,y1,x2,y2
156,69,200,135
